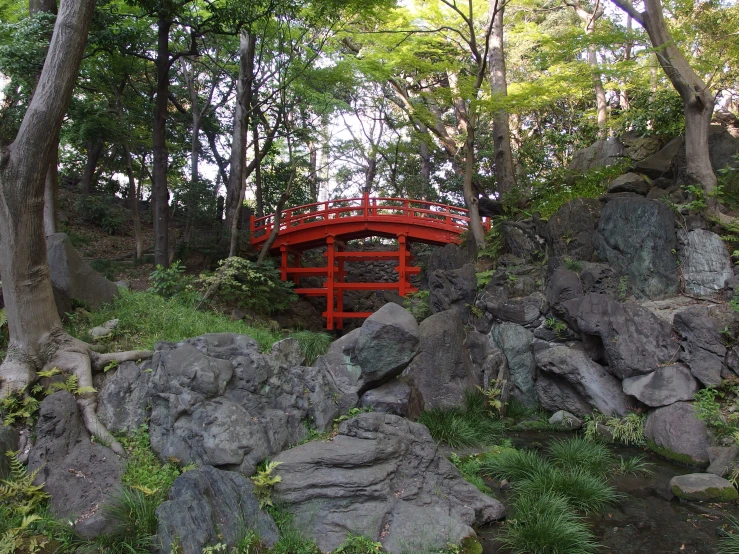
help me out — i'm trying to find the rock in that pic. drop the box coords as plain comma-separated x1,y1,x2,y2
675,125,739,186
154,466,279,554
272,413,505,554
313,329,363,396
270,337,305,367
569,138,627,173
466,330,512,406
635,136,682,178
426,243,470,274
484,293,547,326
489,323,537,408
356,303,419,389
622,364,699,407
546,268,584,315
561,294,679,379
96,360,151,434
607,172,651,195
274,300,325,332
428,263,476,318
669,473,738,502
535,374,593,417
580,263,619,296
545,199,603,262
46,233,119,316
549,410,583,430
148,333,353,476
645,402,711,467
502,221,544,262
359,379,423,419
593,198,678,300
536,346,635,416
621,132,663,161
673,307,726,387
678,229,733,297
707,446,739,478
90,319,119,339
28,392,124,539
0,424,19,479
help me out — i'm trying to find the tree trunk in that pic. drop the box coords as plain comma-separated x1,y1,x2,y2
152,16,172,268
488,2,517,195
123,144,144,260
308,141,318,203
43,136,59,235
253,116,264,219
80,139,103,194
463,122,486,249
419,139,432,200
588,45,608,135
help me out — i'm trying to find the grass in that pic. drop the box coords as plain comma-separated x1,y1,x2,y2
480,448,552,482
719,516,739,554
583,411,646,446
417,391,504,448
516,467,621,514
548,437,615,477
290,330,332,365
616,455,654,476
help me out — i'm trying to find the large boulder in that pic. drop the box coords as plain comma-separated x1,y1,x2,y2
620,132,663,161
426,243,470,274
535,346,636,416
313,329,363,396
561,294,679,379
28,392,124,539
535,374,593,418
645,402,711,467
569,138,627,173
635,136,682,179
673,307,726,387
545,198,603,262
622,364,700,407
593,198,678,299
359,379,424,419
677,229,733,297
669,473,738,502
607,172,651,195
489,323,537,408
502,221,544,262
428,263,476,317
0,424,19,479
483,293,547,326
154,466,279,554
148,333,353,476
46,233,119,315
546,268,584,315
404,311,487,410
272,413,505,554
96,360,151,434
356,303,419,389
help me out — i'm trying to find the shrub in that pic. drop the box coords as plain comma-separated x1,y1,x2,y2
404,290,432,322
290,331,332,365
75,195,128,235
149,260,195,301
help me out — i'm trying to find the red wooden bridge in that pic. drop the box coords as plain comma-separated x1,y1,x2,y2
250,194,487,330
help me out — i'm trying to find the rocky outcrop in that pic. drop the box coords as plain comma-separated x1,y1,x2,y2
561,294,679,379
96,360,151,434
155,466,279,554
428,263,476,317
28,392,124,539
483,293,547,326
313,329,363,396
707,446,739,478
677,229,733,297
359,380,424,419
489,323,537,408
622,364,699,407
272,413,505,554
635,137,682,179
569,138,626,173
673,307,726,387
669,473,738,502
546,268,583,315
645,402,711,467
607,172,650,195
545,199,603,262
536,374,593,417
148,333,353,476
593,198,678,300
536,345,635,416
502,221,544,262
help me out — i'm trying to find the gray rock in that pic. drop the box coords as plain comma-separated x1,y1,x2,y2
669,473,738,501
404,311,487,410
46,233,119,316
272,413,505,554
536,374,593,417
0,424,19,479
561,294,679,379
28,392,124,539
271,337,305,366
154,466,279,554
502,221,544,262
549,410,583,430
90,319,119,339
313,328,363,397
545,198,603,262
635,136,682,179
707,446,739,478
546,268,583,315
621,132,663,161
484,293,547,326
490,323,537,408
622,364,699,407
580,263,619,296
607,172,651,195
593,198,678,299
96,360,151,434
678,229,733,297
673,307,726,387
536,346,635,416
148,333,353,476
569,138,627,173
426,243,470,274
645,402,711,467
429,263,477,318
356,303,419,389
359,379,424,419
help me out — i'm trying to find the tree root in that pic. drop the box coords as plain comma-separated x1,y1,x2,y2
0,331,152,458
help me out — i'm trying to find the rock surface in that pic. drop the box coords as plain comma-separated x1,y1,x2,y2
593,198,678,299
536,374,593,417
549,410,583,429
607,172,650,195
489,323,537,408
621,364,699,407
545,199,603,262
669,473,738,502
707,446,739,478
428,263,476,317
673,307,726,387
678,229,733,297
97,360,151,434
645,402,711,467
546,268,584,315
155,466,279,554
28,392,124,539
635,137,682,178
273,413,505,554
0,424,19,479
359,379,424,419
569,138,626,172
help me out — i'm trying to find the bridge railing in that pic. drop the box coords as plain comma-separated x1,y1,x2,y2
250,194,485,243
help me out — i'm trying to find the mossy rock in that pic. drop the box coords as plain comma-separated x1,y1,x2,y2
458,537,483,554
646,440,709,468
670,473,739,502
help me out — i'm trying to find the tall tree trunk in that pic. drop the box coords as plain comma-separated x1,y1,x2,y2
80,139,103,194
419,139,432,200
253,116,264,219
488,1,516,195
123,145,143,260
43,135,59,235
152,16,172,268
308,141,318,203
224,30,256,239
463,121,486,249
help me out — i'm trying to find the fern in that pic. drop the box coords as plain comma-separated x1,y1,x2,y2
251,461,282,508
0,452,49,516
0,308,7,329
1,391,40,426
0,514,48,554
43,374,96,397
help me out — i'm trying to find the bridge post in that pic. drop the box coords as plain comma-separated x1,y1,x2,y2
398,235,407,298
326,236,335,330
336,242,345,330
280,245,288,281
293,252,302,286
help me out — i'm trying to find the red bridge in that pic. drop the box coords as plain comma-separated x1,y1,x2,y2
250,194,486,330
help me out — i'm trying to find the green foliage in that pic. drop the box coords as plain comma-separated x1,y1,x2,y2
583,411,646,446
0,452,49,516
614,88,684,140
449,452,492,494
548,437,615,478
251,461,282,509
544,317,568,338
719,516,739,554
718,155,739,211
290,331,332,366
618,276,629,301
479,448,549,483
475,270,494,289
615,455,653,476
333,535,384,554
693,384,739,443
266,506,321,554
198,258,297,315
563,258,583,273
88,487,158,554
418,391,504,448
404,290,431,322
477,225,504,261
74,195,128,235
0,389,40,426
149,261,196,302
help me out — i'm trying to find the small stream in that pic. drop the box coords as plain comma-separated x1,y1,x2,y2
473,431,739,554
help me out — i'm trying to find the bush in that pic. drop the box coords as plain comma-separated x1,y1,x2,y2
75,195,128,235
149,260,198,304
516,467,620,514
404,290,432,322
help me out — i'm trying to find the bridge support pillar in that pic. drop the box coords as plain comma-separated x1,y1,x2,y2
326,236,335,331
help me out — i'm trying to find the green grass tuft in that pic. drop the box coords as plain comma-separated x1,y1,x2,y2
290,331,333,365
516,467,621,514
480,448,551,482
548,437,615,478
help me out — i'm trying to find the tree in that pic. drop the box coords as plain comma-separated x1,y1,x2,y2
0,0,149,454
